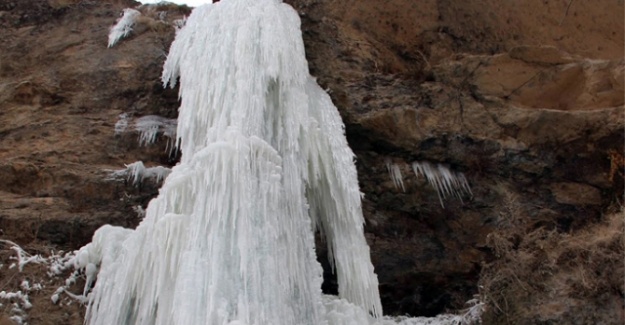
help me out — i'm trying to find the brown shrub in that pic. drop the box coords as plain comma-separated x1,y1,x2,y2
479,201,624,325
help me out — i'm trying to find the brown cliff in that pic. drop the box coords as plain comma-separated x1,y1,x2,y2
0,0,623,324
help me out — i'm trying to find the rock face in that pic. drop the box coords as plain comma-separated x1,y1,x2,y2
0,0,623,324
0,0,188,247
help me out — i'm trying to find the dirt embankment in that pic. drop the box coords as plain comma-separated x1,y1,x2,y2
0,0,623,324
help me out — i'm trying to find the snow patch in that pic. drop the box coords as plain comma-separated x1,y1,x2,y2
173,17,187,31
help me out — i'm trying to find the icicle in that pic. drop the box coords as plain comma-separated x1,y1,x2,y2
411,161,472,208
305,79,382,317
109,161,172,185
114,114,178,150
385,159,405,192
134,115,177,147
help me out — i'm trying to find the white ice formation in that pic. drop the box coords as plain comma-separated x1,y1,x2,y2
76,0,482,324
411,161,472,208
323,296,484,325
134,115,178,147
385,160,472,208
110,161,172,185
114,113,178,149
0,239,46,272
84,0,381,324
108,8,141,48
385,159,405,192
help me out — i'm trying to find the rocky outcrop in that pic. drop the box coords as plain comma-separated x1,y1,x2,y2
286,0,624,322
0,0,622,324
0,0,188,247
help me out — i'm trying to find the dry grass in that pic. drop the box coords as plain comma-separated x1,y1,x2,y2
479,197,624,325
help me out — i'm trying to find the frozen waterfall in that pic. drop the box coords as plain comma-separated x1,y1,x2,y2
84,0,380,324
77,0,483,324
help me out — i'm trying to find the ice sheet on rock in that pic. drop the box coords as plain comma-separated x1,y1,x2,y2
71,225,133,296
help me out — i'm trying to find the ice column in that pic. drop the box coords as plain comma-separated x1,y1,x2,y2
84,0,382,324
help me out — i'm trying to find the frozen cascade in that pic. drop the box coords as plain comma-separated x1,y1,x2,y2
78,0,482,324
83,0,381,324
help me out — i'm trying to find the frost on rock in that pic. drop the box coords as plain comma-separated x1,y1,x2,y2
411,161,472,208
108,8,141,48
83,0,381,324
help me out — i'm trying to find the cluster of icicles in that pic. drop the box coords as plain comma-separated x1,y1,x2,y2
385,160,472,208
74,1,481,324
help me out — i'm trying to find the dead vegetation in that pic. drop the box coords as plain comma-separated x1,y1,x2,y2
479,188,624,324
0,241,85,325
